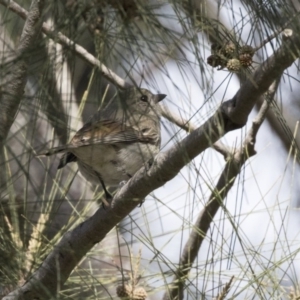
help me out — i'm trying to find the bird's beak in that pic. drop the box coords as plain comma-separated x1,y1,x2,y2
156,94,167,102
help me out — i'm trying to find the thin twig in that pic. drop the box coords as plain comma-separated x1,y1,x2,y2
253,11,300,51
214,276,235,300
212,141,233,159
159,105,232,157
158,104,197,133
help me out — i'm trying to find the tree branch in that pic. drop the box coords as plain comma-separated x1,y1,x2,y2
3,28,300,299
158,104,197,133
0,0,45,194
0,0,45,143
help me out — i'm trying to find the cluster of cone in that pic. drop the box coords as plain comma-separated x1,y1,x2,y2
207,41,255,72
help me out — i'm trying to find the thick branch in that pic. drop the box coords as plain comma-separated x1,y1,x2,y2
0,0,45,143
3,31,300,299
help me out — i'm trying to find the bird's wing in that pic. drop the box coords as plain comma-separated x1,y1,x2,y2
37,119,159,157
70,119,158,146
37,145,76,156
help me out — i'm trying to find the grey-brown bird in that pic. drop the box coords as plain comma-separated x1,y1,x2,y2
40,87,166,200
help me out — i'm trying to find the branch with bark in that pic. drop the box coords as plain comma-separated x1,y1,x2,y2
0,0,45,144
0,0,45,194
2,17,300,298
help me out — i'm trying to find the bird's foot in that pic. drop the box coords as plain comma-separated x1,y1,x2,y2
145,157,155,171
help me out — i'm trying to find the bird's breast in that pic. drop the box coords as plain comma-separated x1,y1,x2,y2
73,142,159,186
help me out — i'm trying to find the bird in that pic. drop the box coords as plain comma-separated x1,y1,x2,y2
39,87,166,203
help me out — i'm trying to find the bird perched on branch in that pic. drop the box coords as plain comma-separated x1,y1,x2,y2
39,87,166,203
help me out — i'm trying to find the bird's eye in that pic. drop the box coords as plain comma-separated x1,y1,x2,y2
140,95,148,102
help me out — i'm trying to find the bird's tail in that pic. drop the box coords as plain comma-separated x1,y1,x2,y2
36,145,72,157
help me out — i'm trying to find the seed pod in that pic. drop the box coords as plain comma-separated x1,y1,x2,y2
239,53,253,67
227,58,241,72
223,41,236,57
239,45,255,56
132,287,147,300
116,284,147,300
117,284,133,298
